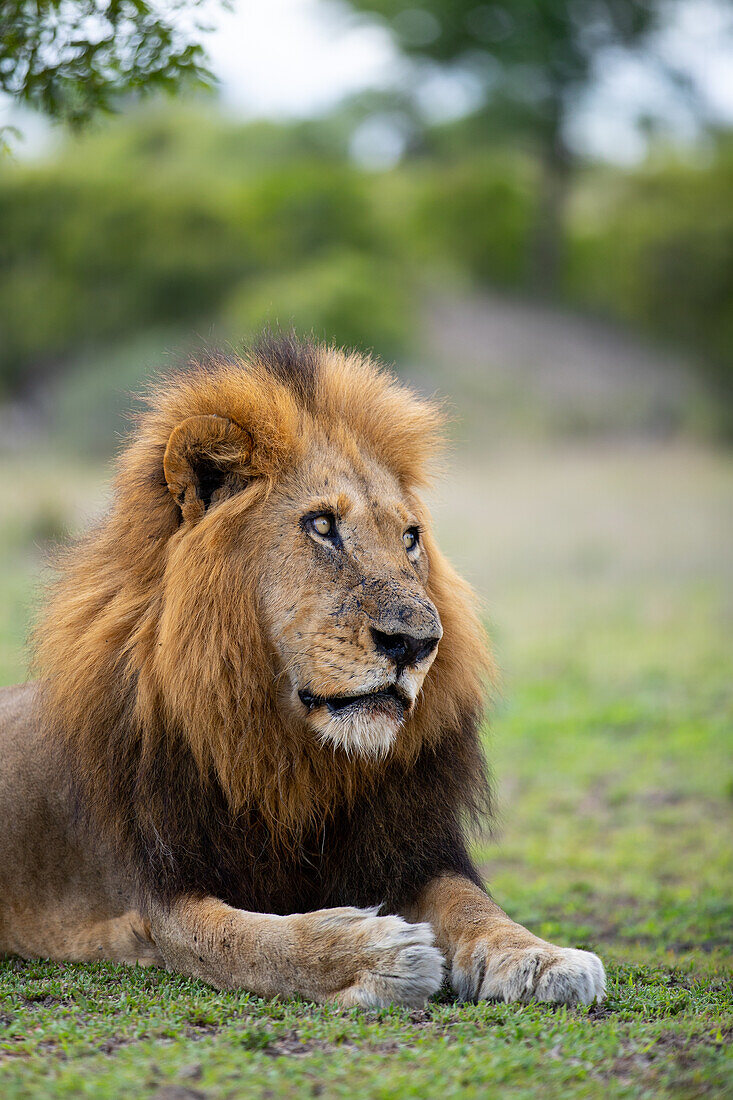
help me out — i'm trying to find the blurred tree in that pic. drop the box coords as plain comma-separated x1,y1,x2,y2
342,0,674,290
0,108,407,391
0,0,214,144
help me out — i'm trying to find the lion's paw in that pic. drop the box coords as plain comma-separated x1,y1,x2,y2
453,942,606,1006
305,907,444,1009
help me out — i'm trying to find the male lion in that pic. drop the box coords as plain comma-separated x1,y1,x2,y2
0,338,605,1007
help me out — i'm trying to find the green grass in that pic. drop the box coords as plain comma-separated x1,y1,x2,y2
1,442,732,1098
0,963,730,1099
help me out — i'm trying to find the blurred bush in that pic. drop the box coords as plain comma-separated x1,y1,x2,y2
400,154,538,288
405,141,733,422
223,248,410,359
0,110,407,394
567,146,733,405
0,106,731,430
44,329,193,456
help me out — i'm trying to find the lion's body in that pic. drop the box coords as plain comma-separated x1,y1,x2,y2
0,683,157,965
0,339,606,1006
0,676,477,966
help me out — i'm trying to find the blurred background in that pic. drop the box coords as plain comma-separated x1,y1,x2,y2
0,0,731,957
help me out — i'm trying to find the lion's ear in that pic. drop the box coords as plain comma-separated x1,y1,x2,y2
163,414,254,524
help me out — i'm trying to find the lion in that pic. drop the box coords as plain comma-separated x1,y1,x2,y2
0,337,605,1007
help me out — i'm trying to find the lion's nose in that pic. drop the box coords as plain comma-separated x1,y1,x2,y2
370,628,440,668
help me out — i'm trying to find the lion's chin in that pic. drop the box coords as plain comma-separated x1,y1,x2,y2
315,708,403,759
295,683,414,758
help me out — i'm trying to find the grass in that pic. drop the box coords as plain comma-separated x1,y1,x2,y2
0,439,731,1099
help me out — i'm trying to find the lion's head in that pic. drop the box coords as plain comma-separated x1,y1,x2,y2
36,337,490,837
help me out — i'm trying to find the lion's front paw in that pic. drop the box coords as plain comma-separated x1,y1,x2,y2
298,907,444,1009
335,910,445,1009
453,941,606,1006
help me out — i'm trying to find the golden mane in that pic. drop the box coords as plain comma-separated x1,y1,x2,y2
34,338,492,856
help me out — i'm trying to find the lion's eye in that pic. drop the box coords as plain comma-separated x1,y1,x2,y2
311,514,334,537
302,510,341,547
403,527,420,555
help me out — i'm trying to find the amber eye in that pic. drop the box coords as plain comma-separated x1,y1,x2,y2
403,527,420,554
311,515,333,537
302,510,342,547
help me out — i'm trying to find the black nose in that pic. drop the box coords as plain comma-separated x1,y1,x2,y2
370,628,440,668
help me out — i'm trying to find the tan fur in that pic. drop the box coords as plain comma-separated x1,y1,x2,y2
149,896,443,1007
406,875,605,1004
0,341,604,1006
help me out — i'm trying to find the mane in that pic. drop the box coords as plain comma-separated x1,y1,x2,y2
34,339,493,903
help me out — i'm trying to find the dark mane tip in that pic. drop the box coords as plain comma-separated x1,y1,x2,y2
253,330,320,404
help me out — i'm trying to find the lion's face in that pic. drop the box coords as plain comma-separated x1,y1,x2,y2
257,436,442,757
37,342,489,827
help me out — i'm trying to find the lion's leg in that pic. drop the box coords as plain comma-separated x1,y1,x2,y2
405,874,605,1005
148,894,443,1007
1,903,163,966
61,911,164,965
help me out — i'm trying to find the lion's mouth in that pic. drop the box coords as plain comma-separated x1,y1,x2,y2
298,685,407,719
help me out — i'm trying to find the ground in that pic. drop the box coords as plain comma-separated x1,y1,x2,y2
0,295,731,1098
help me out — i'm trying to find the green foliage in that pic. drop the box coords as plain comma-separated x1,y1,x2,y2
567,146,733,408
342,1,728,294
0,110,409,393
0,0,214,129
0,168,247,385
223,248,411,360
405,155,538,286
0,106,731,423
396,140,733,417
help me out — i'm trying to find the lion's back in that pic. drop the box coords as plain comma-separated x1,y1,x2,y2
0,682,138,958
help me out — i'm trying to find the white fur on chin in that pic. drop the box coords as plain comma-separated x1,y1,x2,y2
317,709,402,758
